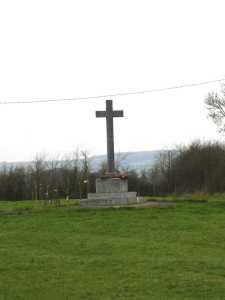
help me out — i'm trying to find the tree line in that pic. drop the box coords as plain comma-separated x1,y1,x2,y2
0,151,92,201
149,141,225,194
0,150,152,201
1,141,225,201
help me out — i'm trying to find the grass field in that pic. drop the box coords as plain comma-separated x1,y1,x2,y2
0,199,79,213
1,199,225,299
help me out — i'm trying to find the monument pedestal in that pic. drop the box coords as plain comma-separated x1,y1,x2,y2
80,177,141,207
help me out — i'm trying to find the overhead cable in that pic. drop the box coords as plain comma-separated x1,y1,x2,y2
0,78,224,105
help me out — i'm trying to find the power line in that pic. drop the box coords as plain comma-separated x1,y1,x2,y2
0,78,224,105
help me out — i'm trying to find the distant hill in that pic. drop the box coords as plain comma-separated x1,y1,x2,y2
0,150,172,172
91,150,166,172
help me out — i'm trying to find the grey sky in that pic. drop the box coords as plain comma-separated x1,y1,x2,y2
0,0,224,161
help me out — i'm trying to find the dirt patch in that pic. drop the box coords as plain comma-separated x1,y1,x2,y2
128,201,176,208
74,201,176,209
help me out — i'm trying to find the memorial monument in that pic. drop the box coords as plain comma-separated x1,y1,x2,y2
81,100,140,206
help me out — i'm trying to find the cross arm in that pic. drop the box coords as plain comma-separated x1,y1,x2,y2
113,110,124,117
96,111,106,118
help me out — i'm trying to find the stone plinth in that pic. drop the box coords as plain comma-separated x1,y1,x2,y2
80,177,140,207
96,177,128,193
81,192,140,206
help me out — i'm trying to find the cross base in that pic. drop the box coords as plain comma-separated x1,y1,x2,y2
96,177,128,193
81,191,140,207
80,177,140,207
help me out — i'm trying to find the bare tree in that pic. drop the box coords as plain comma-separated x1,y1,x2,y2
80,151,91,197
30,153,47,200
60,149,81,199
205,84,225,133
150,150,175,194
115,152,128,172
47,153,60,192
99,160,107,175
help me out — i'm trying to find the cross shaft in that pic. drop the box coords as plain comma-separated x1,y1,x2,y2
96,100,123,174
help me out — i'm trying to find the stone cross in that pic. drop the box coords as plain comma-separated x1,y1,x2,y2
96,100,124,174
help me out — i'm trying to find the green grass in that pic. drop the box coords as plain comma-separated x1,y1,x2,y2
1,200,225,299
0,199,79,213
145,192,225,202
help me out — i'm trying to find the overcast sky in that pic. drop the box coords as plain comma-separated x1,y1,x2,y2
0,0,224,162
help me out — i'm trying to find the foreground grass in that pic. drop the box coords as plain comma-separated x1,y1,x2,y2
1,201,225,299
0,199,79,213
146,192,225,202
